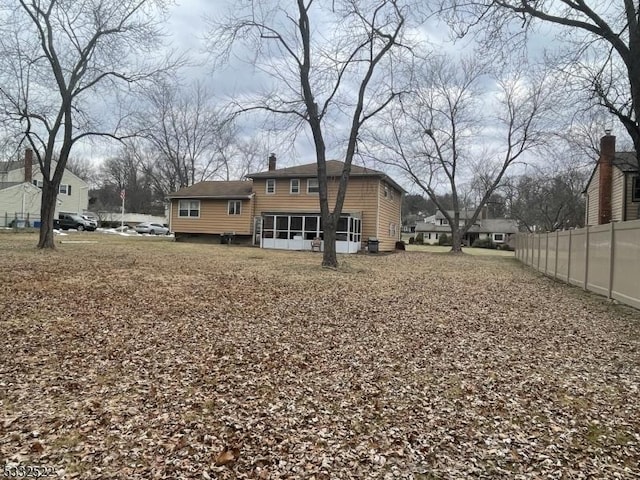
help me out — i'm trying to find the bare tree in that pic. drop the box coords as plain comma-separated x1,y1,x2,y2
370,56,555,252
63,155,100,187
138,80,233,191
447,0,640,168
504,166,588,233
211,0,413,268
97,145,164,215
0,0,172,248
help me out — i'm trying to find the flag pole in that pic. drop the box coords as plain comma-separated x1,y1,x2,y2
120,189,125,230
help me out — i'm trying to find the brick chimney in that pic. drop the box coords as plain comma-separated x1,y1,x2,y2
598,131,615,225
24,148,33,184
268,153,276,172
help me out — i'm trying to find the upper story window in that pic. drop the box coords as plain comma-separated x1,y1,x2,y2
633,175,640,202
440,218,448,225
33,179,43,188
383,184,395,201
290,179,300,194
228,200,242,215
307,178,319,194
58,184,71,195
178,200,200,218
266,179,276,194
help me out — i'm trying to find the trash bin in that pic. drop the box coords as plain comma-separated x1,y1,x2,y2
221,232,235,244
368,237,379,253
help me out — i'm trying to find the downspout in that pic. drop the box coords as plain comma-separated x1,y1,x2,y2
249,192,256,238
376,180,381,245
622,173,628,221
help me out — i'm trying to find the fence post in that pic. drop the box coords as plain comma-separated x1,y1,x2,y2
554,230,559,279
584,226,590,291
567,229,572,284
544,232,549,274
530,233,534,267
608,222,615,299
536,234,541,271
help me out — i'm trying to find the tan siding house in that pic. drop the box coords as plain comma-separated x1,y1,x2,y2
167,181,254,241
583,134,639,226
167,159,405,252
585,167,600,226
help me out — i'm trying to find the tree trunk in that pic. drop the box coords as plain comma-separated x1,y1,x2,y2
322,215,338,268
37,182,58,249
450,226,463,253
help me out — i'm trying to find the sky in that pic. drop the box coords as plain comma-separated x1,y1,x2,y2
68,0,624,194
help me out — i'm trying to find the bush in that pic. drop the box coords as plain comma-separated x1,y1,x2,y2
472,237,497,249
414,232,424,245
408,236,415,245
395,241,406,250
438,233,452,246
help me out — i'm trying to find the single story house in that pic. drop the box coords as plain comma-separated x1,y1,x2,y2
583,132,639,225
0,149,90,227
415,209,518,246
167,156,405,252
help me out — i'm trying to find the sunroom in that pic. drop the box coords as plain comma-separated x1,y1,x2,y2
260,213,362,253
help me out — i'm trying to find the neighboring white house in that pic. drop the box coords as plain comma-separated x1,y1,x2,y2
415,209,519,246
0,149,90,227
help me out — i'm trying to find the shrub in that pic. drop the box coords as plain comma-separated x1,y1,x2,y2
415,232,424,245
395,241,406,250
472,237,497,249
408,236,415,245
438,233,452,246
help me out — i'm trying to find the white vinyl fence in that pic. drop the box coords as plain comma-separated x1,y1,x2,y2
515,220,640,310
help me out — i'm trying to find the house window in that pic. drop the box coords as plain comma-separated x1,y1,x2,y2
178,200,200,218
228,200,241,215
307,178,319,193
290,179,300,194
389,223,397,236
494,233,504,242
633,176,640,202
440,219,448,225
33,179,43,188
59,184,71,195
266,179,276,194
384,185,389,198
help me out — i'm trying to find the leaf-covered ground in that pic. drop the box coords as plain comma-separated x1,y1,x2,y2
1,233,639,479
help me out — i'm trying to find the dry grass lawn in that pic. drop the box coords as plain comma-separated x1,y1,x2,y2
1,232,639,479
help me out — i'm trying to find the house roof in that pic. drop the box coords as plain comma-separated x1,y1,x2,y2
583,151,638,193
478,219,519,234
415,217,518,234
167,180,254,199
612,152,639,172
0,181,22,191
0,181,41,194
0,159,38,172
246,160,406,193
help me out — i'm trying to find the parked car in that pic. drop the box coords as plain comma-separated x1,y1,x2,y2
80,215,98,229
134,222,169,235
57,213,96,231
